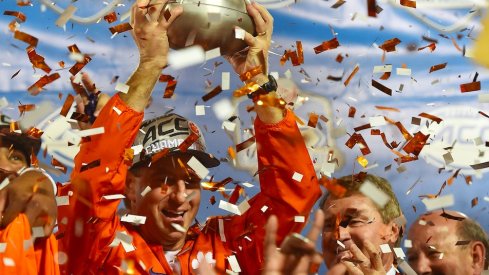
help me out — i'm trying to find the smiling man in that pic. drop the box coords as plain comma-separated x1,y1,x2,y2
57,0,320,274
407,210,488,275
321,173,404,275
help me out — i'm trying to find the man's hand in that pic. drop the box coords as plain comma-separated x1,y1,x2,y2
328,240,387,275
131,0,183,69
0,170,57,237
225,2,273,84
262,210,324,275
70,72,110,130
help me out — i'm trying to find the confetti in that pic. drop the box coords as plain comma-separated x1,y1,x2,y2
115,82,130,94
202,85,223,102
227,255,241,273
195,105,206,116
187,157,209,179
308,113,319,128
357,156,368,168
371,79,392,96
60,94,74,117
80,159,101,172
121,214,147,225
294,216,305,223
239,66,263,82
221,72,230,90
393,247,406,258
28,73,60,95
14,30,38,47
400,0,416,8
344,64,359,86
168,45,205,70
76,127,105,137
236,136,255,152
345,133,371,155
319,177,346,198
429,63,447,73
379,38,401,52
26,46,51,73
380,244,392,253
418,43,436,52
422,194,454,211
331,0,346,8
359,180,390,208
109,22,133,34
313,37,340,54
292,172,303,182
418,112,442,124
163,79,177,98
102,194,126,200
471,197,478,208
104,11,118,23
471,161,489,170
460,81,481,93
55,5,77,27
367,0,377,17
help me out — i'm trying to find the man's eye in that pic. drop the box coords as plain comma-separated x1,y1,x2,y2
428,251,442,259
9,155,22,161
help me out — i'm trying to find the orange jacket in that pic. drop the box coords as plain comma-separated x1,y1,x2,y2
57,94,320,274
0,214,60,275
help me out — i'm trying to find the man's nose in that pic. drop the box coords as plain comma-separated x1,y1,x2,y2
169,180,187,204
337,225,351,243
412,253,432,275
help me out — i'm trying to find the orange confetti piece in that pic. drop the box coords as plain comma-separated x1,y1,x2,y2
418,43,436,52
18,104,35,116
471,197,478,208
296,41,304,64
335,54,344,63
402,131,429,156
308,113,319,128
314,37,340,54
151,148,170,163
345,133,371,155
319,177,346,198
58,61,65,68
60,94,74,117
27,46,51,73
460,81,481,93
451,37,463,52
344,64,359,86
159,74,174,82
400,0,416,8
178,131,200,153
28,73,60,95
379,72,391,80
228,146,236,160
25,127,43,138
429,62,447,73
14,30,38,47
348,106,356,118
228,185,242,204
103,11,117,23
233,82,260,98
109,23,133,34
51,157,67,174
375,105,400,112
367,0,377,17
3,10,26,22
419,112,442,124
371,79,392,96
379,38,401,52
239,66,263,82
202,85,223,102
163,79,177,98
123,148,134,166
236,136,255,152
69,55,92,76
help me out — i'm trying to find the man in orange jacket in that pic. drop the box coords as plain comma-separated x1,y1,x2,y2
0,114,59,275
57,0,321,274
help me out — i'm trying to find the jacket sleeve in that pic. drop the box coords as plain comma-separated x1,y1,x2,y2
224,109,321,274
59,94,143,271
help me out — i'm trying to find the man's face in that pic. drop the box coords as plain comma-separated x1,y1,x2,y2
407,214,474,275
321,194,398,270
0,139,28,172
130,155,201,250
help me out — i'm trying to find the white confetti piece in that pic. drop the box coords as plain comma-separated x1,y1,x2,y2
261,205,268,213
398,260,417,275
359,180,390,208
76,127,105,137
115,82,130,94
218,218,226,242
205,47,221,61
373,64,392,73
478,94,489,103
56,196,69,206
321,162,336,177
171,223,187,233
3,257,14,266
235,28,246,40
369,116,387,127
195,105,206,116
121,214,147,225
222,121,236,132
168,45,205,70
55,5,77,27
292,172,303,182
102,194,126,200
270,71,279,80
187,156,209,179
227,255,242,273
222,72,230,90
422,194,454,211
294,216,305,223
0,177,10,191
393,247,406,259
213,98,234,121
32,227,45,238
404,239,412,248
241,182,254,188
0,243,6,253
418,220,427,226
337,240,345,249
112,106,122,115
396,68,412,76
140,186,151,196
380,244,392,253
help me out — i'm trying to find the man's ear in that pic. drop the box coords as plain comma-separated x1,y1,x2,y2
471,241,486,273
125,171,138,209
388,221,401,244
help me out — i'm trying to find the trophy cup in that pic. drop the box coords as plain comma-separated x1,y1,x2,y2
163,0,256,55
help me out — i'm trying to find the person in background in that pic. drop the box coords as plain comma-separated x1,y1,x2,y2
0,114,59,274
407,210,488,275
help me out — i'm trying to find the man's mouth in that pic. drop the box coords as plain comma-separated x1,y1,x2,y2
161,210,186,223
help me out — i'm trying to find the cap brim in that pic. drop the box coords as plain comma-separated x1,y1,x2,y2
172,149,220,168
0,132,41,156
